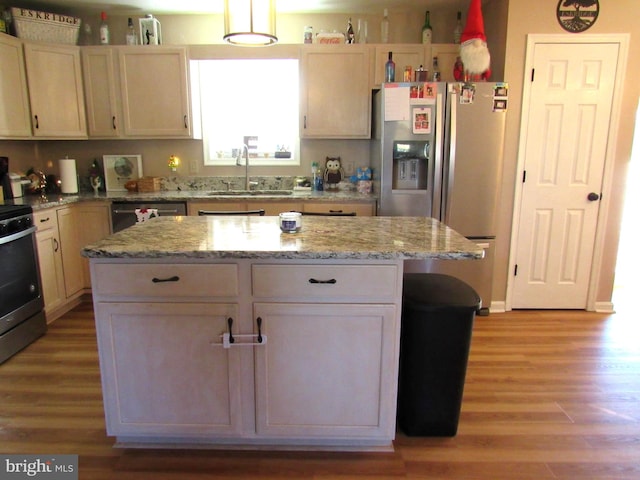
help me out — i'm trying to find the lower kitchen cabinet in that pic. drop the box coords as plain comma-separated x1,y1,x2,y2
33,203,111,322
253,302,397,439
303,201,376,216
89,259,402,449
189,200,374,216
56,206,84,299
94,302,243,437
33,210,66,319
33,207,84,320
188,201,303,216
187,201,246,216
74,202,111,288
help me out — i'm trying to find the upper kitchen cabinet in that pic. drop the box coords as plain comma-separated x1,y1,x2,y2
430,44,461,83
82,46,192,138
0,34,32,138
373,45,426,86
118,47,192,137
23,42,87,138
300,45,371,139
81,47,121,138
373,44,461,86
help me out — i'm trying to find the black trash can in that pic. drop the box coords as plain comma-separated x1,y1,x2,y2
397,273,481,437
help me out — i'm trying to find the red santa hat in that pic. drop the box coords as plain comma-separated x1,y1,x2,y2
459,0,491,79
461,0,487,45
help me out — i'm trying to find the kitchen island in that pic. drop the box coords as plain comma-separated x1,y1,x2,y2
83,216,482,451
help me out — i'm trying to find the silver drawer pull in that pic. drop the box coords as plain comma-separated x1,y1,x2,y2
308,278,337,284
151,276,180,283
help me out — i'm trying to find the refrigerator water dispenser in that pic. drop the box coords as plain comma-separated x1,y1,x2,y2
392,141,428,190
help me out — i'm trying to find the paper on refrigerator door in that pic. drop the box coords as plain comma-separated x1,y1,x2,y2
384,84,411,121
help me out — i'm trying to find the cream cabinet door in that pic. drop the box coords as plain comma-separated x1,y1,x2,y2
253,302,397,440
0,34,31,138
373,44,427,87
33,211,65,319
56,207,84,299
23,43,87,138
75,202,111,288
118,47,191,137
94,302,243,437
300,45,371,138
81,48,120,137
430,44,461,83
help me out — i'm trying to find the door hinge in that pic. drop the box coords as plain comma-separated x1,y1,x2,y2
522,170,527,183
514,264,518,276
531,68,535,82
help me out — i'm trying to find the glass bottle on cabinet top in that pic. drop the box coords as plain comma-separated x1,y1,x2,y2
453,11,463,44
421,10,432,46
431,56,441,81
385,52,395,83
381,9,390,43
346,18,355,44
126,17,138,45
99,12,110,45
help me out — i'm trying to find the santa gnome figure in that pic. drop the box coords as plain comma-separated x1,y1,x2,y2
455,0,491,81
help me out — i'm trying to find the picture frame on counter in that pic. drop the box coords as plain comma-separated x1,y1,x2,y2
103,155,143,192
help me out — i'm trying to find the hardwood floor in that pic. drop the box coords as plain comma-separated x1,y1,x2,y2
1,301,639,479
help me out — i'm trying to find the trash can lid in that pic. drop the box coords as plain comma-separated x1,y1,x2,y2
403,273,481,310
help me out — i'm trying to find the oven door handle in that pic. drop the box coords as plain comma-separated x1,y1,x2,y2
0,225,36,246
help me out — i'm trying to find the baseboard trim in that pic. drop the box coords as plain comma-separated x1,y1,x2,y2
594,301,615,314
489,301,506,313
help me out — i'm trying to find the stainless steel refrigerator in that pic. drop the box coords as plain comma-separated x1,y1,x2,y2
371,82,507,314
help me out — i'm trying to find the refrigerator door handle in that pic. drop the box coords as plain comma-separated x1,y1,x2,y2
433,91,445,219
443,89,458,225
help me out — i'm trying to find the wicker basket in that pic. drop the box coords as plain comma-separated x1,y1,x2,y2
11,7,80,45
137,177,161,193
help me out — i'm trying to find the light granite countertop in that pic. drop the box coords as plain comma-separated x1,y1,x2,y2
82,215,484,260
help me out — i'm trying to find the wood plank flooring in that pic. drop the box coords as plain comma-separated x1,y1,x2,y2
1,301,639,479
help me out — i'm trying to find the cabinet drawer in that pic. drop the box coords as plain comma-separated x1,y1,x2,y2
33,209,58,232
252,264,398,301
302,202,375,216
93,263,238,298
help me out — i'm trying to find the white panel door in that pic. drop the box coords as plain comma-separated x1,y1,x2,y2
512,43,619,308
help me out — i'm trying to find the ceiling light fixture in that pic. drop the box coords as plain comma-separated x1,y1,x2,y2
223,0,278,47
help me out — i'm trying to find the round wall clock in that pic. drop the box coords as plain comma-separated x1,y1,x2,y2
557,0,600,33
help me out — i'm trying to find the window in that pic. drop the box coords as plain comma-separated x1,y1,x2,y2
193,59,299,166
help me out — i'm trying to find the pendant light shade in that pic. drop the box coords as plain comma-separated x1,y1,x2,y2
223,0,277,46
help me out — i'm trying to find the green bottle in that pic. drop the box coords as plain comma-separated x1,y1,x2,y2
421,11,432,45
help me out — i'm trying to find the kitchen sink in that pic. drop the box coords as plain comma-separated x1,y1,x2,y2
207,190,293,196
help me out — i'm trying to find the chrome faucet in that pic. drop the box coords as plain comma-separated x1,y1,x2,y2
236,144,257,191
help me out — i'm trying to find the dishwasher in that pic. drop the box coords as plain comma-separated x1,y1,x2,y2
111,201,187,233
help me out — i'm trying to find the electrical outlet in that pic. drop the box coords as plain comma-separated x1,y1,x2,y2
189,159,199,174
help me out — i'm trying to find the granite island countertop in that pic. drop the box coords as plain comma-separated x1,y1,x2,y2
82,215,484,260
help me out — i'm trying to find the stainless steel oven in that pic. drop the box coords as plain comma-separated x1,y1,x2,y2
0,205,47,364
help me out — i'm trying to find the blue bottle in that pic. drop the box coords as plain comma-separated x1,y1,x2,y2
385,52,395,82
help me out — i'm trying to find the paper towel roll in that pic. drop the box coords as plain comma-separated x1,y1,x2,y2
59,158,78,194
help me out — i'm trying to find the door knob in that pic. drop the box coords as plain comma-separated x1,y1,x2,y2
587,192,600,201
